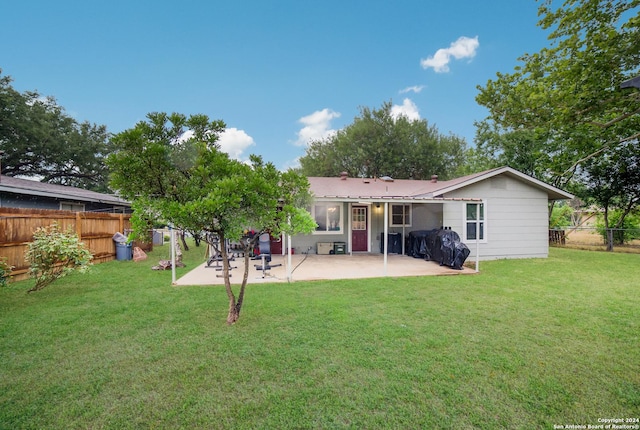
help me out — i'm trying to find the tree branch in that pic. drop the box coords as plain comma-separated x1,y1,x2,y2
563,145,609,175
587,106,640,128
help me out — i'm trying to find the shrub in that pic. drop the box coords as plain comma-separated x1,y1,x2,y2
596,210,640,245
25,223,93,292
0,257,13,287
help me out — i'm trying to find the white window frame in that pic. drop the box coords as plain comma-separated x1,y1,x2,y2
390,203,412,227
311,202,343,235
463,201,487,243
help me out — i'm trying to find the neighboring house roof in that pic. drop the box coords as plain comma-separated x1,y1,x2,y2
621,75,640,89
308,166,574,201
0,175,130,206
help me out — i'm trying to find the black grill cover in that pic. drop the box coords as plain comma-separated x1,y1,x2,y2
408,229,470,270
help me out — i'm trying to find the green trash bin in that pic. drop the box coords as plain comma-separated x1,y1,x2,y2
334,242,346,255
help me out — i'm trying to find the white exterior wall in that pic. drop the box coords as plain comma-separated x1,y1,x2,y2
293,202,350,254
372,203,443,253
442,175,550,260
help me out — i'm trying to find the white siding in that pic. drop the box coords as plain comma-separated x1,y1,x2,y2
374,203,443,253
442,175,550,260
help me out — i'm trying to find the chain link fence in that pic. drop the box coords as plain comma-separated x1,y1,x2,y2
550,227,640,253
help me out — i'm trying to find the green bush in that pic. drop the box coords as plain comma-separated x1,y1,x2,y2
24,223,93,292
0,257,13,287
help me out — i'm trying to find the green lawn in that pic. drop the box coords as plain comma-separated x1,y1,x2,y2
1,245,638,429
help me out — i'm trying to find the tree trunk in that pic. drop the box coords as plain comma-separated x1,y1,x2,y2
216,232,237,325
603,207,613,251
227,303,240,325
179,231,189,251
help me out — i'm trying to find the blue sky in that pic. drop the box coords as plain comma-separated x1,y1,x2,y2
1,0,551,170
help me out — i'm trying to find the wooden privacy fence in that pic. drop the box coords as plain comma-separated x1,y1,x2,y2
0,207,134,281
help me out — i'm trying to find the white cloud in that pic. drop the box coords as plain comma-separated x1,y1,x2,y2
175,128,254,161
294,108,341,146
217,128,255,160
420,36,479,73
399,85,425,94
390,98,420,121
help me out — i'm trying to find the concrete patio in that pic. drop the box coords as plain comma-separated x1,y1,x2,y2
174,253,476,285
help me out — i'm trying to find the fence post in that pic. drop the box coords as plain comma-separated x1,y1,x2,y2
75,212,82,240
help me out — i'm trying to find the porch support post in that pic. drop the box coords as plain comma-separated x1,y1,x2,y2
384,201,389,276
402,204,406,255
287,231,292,282
170,225,176,285
475,203,480,273
348,202,352,255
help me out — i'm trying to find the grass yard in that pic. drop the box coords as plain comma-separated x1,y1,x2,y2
1,245,639,429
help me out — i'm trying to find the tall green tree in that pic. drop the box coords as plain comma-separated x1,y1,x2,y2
0,70,111,191
299,101,467,180
474,0,640,224
107,112,315,325
580,140,640,237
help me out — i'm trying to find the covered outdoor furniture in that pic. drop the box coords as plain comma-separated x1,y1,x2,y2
408,229,470,270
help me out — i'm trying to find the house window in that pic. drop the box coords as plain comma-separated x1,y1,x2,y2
60,202,85,212
312,203,342,233
465,202,485,241
390,204,412,227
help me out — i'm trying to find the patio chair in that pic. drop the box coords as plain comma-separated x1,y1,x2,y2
254,233,281,277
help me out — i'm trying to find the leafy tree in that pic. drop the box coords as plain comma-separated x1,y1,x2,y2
579,140,640,232
299,101,467,180
474,0,640,191
107,112,316,324
595,209,640,245
0,70,112,191
25,223,93,292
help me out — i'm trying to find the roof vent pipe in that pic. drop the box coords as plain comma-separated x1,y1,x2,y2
431,175,438,183
340,171,348,180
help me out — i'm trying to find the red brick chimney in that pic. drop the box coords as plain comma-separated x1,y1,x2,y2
431,175,438,183
340,171,348,180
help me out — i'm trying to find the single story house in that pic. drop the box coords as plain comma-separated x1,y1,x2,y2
290,166,573,261
0,175,131,213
